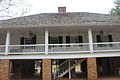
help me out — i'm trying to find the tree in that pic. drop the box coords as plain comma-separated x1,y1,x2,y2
0,0,31,20
110,0,120,15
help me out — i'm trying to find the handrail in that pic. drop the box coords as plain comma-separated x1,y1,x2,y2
49,43,89,46
54,59,69,78
9,44,45,46
0,45,5,47
54,59,69,71
93,42,120,44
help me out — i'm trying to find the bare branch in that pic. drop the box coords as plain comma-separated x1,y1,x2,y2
0,0,31,20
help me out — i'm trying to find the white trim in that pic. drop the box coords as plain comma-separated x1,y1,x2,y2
88,29,93,53
5,31,10,55
68,59,71,79
1,23,120,29
45,29,48,54
0,52,120,59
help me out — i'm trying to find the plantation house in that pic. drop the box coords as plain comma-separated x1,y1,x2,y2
0,7,120,80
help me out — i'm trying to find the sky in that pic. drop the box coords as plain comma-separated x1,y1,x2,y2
27,0,115,15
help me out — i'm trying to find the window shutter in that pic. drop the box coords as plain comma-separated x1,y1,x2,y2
108,35,113,42
59,36,63,44
20,37,24,45
49,36,51,44
96,35,102,42
32,35,36,44
78,36,83,43
66,36,70,43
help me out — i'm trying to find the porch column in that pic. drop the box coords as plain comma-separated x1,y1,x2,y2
68,59,71,79
42,59,52,80
87,58,98,80
45,29,48,54
0,59,10,80
88,29,93,53
5,31,10,55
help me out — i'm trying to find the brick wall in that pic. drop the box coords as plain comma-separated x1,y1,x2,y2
87,58,98,80
42,59,52,80
0,59,10,80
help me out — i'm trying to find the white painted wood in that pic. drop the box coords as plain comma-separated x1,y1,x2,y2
5,31,10,55
88,29,94,53
1,52,120,59
68,59,71,79
8,44,45,54
45,29,48,54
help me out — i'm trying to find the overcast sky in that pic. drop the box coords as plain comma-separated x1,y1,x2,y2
27,0,115,15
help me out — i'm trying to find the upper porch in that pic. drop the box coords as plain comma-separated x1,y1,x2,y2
0,24,120,59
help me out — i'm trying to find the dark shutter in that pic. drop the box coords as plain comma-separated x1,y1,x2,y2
59,36,63,44
49,36,51,44
108,35,113,47
66,36,70,43
108,35,113,42
20,37,24,45
78,36,83,43
96,35,102,42
32,35,36,44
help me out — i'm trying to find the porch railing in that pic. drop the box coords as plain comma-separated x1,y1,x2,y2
0,42,120,55
48,43,90,53
0,45,5,54
8,44,45,54
93,42,120,52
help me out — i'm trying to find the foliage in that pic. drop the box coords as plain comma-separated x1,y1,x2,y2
110,0,120,15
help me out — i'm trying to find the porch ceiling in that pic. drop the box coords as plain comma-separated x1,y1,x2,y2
0,24,119,35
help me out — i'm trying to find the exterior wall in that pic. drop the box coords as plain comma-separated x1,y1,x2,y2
0,60,10,80
49,32,88,43
93,31,120,42
10,31,88,45
0,34,6,45
10,33,45,45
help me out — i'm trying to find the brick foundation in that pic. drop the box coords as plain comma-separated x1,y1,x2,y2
87,58,98,80
0,59,10,80
42,59,52,80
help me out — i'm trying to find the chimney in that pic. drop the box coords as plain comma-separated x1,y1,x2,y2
58,7,66,13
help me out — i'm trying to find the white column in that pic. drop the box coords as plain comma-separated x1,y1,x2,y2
5,31,10,55
45,29,48,54
68,59,71,79
88,29,94,53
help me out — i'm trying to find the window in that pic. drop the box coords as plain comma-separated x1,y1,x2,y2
66,36,83,43
96,35,113,47
20,35,36,45
49,36,63,44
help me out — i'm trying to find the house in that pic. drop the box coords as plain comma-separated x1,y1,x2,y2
0,7,120,80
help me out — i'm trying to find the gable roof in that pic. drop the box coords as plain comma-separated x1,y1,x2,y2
0,12,120,28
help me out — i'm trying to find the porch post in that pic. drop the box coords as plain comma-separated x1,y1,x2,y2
68,59,71,79
87,58,98,80
88,29,93,53
5,31,10,55
45,29,48,54
0,59,10,80
42,59,52,80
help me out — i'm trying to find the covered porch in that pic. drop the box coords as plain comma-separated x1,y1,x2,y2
0,25,120,57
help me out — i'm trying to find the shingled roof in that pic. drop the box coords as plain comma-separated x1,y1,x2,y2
0,12,120,28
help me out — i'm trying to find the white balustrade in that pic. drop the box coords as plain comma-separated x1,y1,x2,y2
48,43,90,53
93,42,120,52
0,45,5,54
0,42,120,55
8,44,45,54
